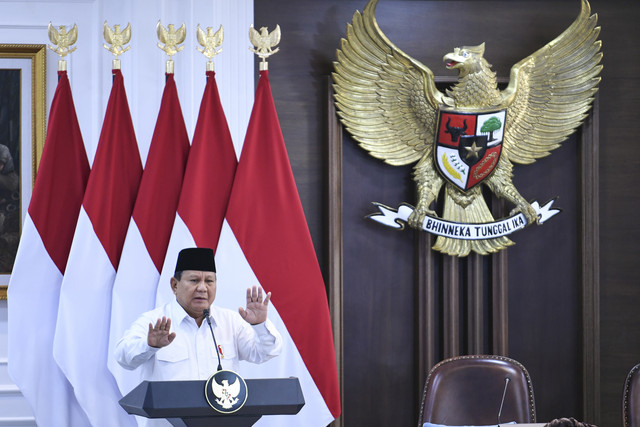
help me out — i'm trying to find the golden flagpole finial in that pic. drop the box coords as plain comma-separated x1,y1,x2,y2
103,21,132,70
157,21,186,74
249,24,281,70
48,22,78,71
196,24,223,72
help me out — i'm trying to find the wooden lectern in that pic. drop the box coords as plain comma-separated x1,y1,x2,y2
119,378,305,427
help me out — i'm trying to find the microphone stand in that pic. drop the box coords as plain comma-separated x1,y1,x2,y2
203,309,222,372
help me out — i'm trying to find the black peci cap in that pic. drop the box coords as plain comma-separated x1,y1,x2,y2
174,247,216,273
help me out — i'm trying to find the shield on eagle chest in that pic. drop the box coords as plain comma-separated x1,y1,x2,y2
434,110,506,191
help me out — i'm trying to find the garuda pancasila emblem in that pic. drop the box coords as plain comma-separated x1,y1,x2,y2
212,377,240,409
332,0,602,257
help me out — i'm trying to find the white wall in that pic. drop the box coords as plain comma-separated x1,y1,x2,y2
0,0,254,424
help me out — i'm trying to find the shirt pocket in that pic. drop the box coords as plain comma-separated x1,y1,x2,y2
216,340,237,361
156,342,189,362
154,342,190,380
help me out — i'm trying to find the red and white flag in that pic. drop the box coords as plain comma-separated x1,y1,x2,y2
108,73,190,396
53,68,142,426
215,70,341,426
156,70,237,306
7,71,92,427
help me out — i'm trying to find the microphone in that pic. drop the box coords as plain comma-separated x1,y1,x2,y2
497,376,510,427
203,309,223,372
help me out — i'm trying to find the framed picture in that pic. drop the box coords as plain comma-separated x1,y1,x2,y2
0,44,46,300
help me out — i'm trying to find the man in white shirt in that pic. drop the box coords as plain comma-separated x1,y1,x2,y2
115,246,282,382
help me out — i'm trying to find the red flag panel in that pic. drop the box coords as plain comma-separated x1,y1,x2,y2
29,71,90,273
132,73,190,271
226,70,341,418
83,69,142,269
177,71,237,251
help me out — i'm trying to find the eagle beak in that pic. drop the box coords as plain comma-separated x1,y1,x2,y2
443,54,458,69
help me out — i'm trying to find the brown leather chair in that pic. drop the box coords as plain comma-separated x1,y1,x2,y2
623,363,640,427
418,355,536,426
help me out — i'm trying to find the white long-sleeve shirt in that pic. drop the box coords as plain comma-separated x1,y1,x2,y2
115,298,283,380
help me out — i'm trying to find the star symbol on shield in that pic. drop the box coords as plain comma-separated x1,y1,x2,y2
464,141,482,159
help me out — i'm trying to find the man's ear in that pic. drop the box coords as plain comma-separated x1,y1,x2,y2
170,277,178,294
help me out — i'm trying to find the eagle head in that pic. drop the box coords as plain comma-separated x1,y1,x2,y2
443,43,488,77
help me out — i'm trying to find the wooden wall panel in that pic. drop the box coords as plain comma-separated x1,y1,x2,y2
507,132,582,420
587,2,640,424
256,1,640,426
342,136,417,425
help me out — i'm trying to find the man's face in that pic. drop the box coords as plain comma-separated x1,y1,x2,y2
171,270,216,319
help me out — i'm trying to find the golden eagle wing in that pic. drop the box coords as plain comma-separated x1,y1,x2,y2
48,22,59,45
213,25,224,46
68,24,78,46
501,0,602,164
248,26,261,48
333,0,444,166
175,23,187,44
122,23,132,44
196,24,206,47
156,21,167,44
103,21,114,45
269,25,281,47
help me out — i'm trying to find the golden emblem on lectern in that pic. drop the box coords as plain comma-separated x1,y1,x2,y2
333,0,602,256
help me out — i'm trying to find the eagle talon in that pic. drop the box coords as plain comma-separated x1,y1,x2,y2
408,206,436,229
509,204,538,225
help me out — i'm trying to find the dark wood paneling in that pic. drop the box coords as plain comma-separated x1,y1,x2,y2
327,81,344,427
417,232,437,387
492,246,509,356
467,254,485,354
595,2,640,425
599,71,640,427
442,257,461,358
580,98,601,424
342,134,417,426
255,1,640,426
507,132,581,421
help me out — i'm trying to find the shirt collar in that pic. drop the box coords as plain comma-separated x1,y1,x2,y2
170,298,191,324
207,304,222,327
170,298,219,326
